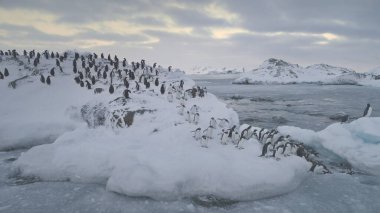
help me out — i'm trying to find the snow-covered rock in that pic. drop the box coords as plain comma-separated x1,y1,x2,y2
0,51,311,201
279,117,380,176
233,58,369,85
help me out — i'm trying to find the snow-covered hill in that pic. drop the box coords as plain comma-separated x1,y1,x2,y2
233,58,372,85
189,66,245,75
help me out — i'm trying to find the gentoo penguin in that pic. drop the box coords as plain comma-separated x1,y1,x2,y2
50,68,55,76
167,92,173,103
94,88,104,94
218,118,229,128
40,74,45,83
209,117,217,128
200,135,208,148
145,81,150,89
155,78,159,86
363,103,373,117
203,126,214,139
160,84,165,94
80,81,84,87
260,142,272,157
85,80,91,89
186,111,191,122
73,66,78,73
56,59,60,67
0,71,4,79
4,68,9,77
124,77,129,88
193,113,200,125
109,84,114,94
79,72,84,80
239,125,252,141
74,76,80,84
232,131,240,145
219,129,229,145
91,76,96,85
190,105,198,116
46,76,51,85
192,128,202,140
177,104,185,115
123,89,131,99
135,81,140,91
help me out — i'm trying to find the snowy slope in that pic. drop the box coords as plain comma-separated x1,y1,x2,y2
0,51,313,201
233,58,370,85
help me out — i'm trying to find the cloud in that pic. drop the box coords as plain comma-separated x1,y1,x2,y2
0,0,379,71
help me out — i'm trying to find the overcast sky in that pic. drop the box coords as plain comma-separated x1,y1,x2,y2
0,0,379,72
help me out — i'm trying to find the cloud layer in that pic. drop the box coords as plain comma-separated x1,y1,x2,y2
1,0,379,72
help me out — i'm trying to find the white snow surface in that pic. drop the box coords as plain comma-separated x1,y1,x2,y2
0,53,311,201
279,117,380,175
233,58,378,86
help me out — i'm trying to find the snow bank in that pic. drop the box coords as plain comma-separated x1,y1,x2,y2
279,117,380,175
233,58,374,86
1,52,311,201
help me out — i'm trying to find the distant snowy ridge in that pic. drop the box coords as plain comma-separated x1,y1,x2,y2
189,66,245,75
233,58,378,86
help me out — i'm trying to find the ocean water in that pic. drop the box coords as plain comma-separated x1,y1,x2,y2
194,78,380,131
1,78,380,212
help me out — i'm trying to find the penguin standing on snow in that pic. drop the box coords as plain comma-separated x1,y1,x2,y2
124,77,129,88
260,142,272,157
123,89,131,99
200,135,208,148
46,76,51,85
85,80,91,89
209,117,217,128
203,126,214,139
40,74,45,83
193,113,200,125
4,68,9,77
177,104,185,115
0,71,4,79
167,92,174,103
135,81,140,91
192,128,202,141
219,129,229,145
363,103,373,117
155,78,159,86
50,68,55,76
186,111,191,122
160,84,165,94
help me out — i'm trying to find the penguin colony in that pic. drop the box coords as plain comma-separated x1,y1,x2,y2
0,49,370,175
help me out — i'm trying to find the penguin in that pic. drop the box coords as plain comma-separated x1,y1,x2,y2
40,74,45,83
232,131,240,145
46,76,51,85
186,111,191,122
86,80,91,89
209,117,217,128
218,118,229,128
0,71,3,79
363,103,373,117
200,135,208,148
167,92,173,103
220,129,229,145
135,81,140,91
260,142,272,157
94,88,104,94
56,59,60,67
155,78,159,86
193,113,200,125
190,105,198,116
177,104,185,115
123,89,131,99
203,126,214,139
73,66,77,73
74,76,80,84
4,68,9,77
160,84,165,94
145,81,150,89
50,68,55,76
124,77,129,88
103,70,107,79
80,81,84,87
91,76,96,85
109,84,114,94
79,71,84,80
239,125,252,141
192,128,202,140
